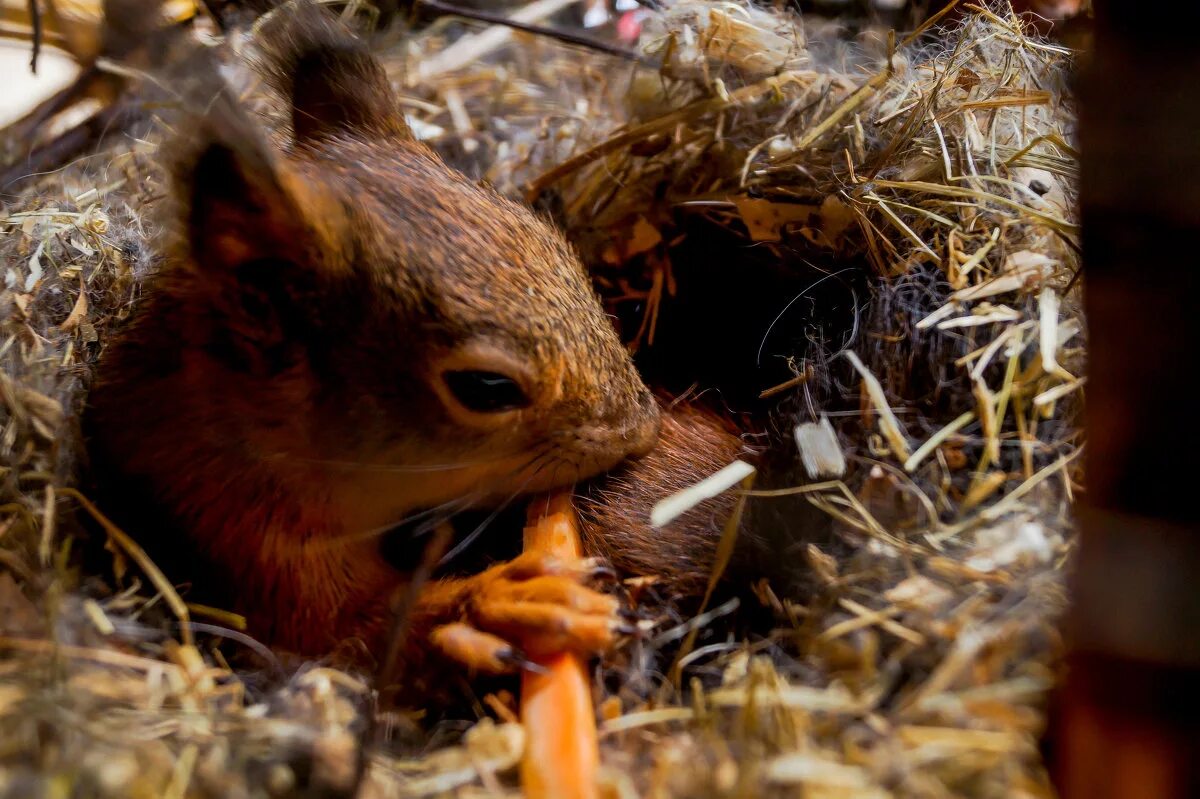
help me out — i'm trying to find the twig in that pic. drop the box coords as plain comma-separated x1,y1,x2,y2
668,470,754,687
27,0,41,73
418,0,575,79
844,350,911,461
354,522,454,791
58,487,193,648
0,97,140,196
418,0,648,66
0,65,105,146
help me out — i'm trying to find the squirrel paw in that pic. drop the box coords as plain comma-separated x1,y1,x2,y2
429,552,627,674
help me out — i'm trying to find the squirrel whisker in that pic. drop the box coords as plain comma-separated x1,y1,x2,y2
309,492,482,552
436,479,534,567
313,442,559,552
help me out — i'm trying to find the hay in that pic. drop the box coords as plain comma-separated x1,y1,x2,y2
1,1,1082,796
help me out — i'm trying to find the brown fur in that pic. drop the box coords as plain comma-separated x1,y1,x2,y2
577,406,752,601
85,4,660,666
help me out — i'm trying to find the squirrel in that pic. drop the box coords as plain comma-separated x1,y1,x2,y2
83,3,694,685
81,3,827,699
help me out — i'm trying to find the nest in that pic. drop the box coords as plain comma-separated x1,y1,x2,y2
0,1,1082,796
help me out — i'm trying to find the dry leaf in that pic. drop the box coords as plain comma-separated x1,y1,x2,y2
60,277,88,333
952,251,1055,302
966,518,1061,572
884,575,954,612
25,241,45,292
12,293,33,318
805,544,840,586
734,197,816,242
795,416,846,479
624,216,663,258
956,67,982,91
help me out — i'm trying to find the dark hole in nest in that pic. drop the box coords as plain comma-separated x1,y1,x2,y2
600,214,870,418
567,215,876,689
594,213,879,588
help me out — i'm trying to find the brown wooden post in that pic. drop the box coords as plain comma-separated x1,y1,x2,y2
1052,2,1200,797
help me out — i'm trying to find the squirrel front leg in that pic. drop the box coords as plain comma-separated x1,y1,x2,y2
367,553,625,695
362,409,751,696
360,407,753,689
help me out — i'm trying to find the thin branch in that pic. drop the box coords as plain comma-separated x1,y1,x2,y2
27,0,42,73
418,0,650,64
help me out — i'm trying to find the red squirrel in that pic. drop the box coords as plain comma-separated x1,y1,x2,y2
84,3,752,686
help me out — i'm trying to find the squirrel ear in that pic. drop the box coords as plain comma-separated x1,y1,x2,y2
122,0,334,275
258,2,412,144
186,138,312,273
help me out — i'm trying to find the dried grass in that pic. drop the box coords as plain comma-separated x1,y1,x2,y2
1,2,1081,796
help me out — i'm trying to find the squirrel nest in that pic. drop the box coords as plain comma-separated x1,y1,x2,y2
0,1,1081,796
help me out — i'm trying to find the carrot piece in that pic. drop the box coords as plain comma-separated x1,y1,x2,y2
519,491,600,799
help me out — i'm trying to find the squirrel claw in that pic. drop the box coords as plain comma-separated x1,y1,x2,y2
428,621,519,675
428,621,553,675
498,649,550,675
614,620,639,637
582,559,618,582
617,606,646,622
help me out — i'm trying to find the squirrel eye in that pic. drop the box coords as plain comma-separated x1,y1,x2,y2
442,370,531,414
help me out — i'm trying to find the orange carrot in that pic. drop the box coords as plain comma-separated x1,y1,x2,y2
520,491,600,799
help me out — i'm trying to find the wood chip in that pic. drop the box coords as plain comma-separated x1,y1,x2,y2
794,416,846,479
651,460,756,528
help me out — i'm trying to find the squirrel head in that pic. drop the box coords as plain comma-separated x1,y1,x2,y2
156,4,659,515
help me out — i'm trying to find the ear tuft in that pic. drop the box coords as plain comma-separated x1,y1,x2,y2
256,1,411,144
